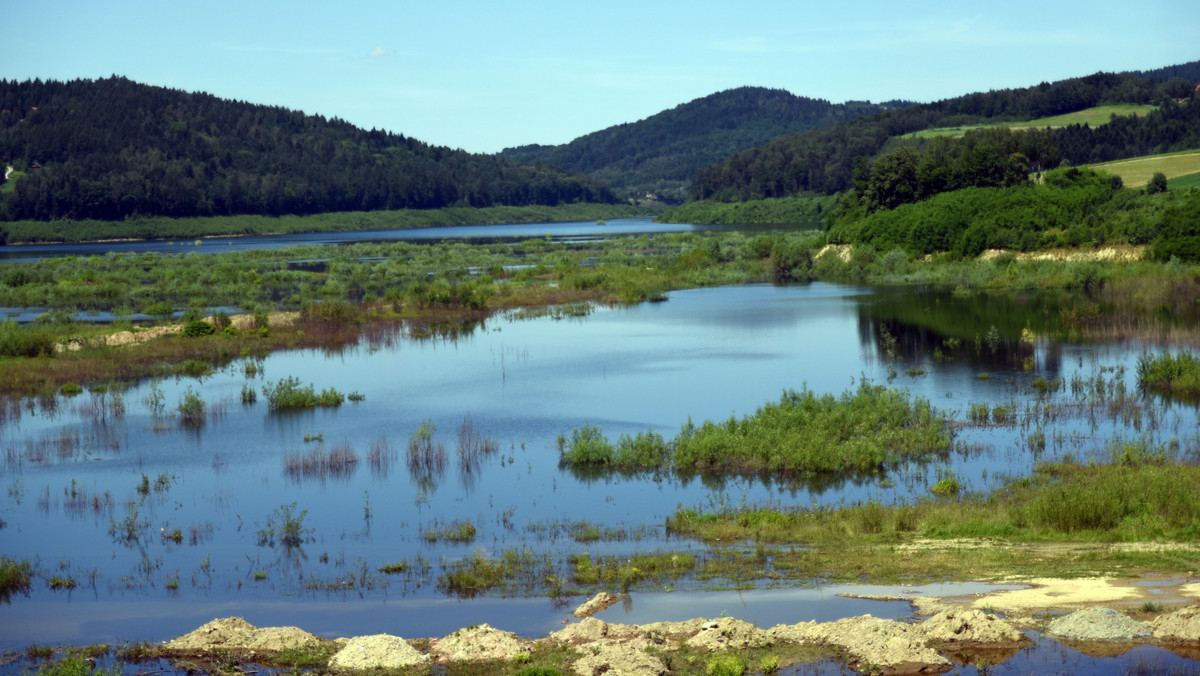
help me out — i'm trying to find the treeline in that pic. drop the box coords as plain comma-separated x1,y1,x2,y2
826,165,1200,261
691,66,1200,202
0,76,617,222
499,86,910,199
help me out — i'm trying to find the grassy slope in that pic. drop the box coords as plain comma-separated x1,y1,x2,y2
900,104,1157,139
1089,149,1200,187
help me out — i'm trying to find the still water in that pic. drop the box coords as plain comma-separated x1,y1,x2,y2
1,281,1197,669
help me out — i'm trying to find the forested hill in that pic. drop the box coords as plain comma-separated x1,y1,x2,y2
498,87,911,201
0,76,617,221
691,64,1200,203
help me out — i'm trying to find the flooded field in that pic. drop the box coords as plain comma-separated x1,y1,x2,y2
2,280,1198,672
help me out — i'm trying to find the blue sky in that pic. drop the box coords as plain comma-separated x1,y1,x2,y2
3,1,1195,154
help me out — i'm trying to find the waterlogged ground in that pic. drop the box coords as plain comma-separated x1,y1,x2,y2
2,281,1199,661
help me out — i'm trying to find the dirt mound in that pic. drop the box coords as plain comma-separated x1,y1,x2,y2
574,592,621,619
920,608,1023,644
428,623,530,663
162,617,324,654
569,641,666,676
1152,605,1200,643
770,615,949,672
328,634,427,670
1046,608,1151,642
680,618,771,652
552,617,647,646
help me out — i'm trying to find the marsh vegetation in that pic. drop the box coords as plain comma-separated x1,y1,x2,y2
1,222,1200,666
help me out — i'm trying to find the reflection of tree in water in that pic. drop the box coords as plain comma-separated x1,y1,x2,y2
857,290,1067,376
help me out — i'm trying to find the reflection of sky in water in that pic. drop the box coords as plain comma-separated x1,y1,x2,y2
1,281,1197,650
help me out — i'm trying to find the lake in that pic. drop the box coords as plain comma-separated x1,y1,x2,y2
2,278,1196,665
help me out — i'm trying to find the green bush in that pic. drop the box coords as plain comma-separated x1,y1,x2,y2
177,386,206,427
705,653,747,676
182,320,215,337
0,320,56,357
263,376,343,410
557,424,615,466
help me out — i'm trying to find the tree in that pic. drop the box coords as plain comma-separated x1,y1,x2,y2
865,147,919,212
1147,172,1168,194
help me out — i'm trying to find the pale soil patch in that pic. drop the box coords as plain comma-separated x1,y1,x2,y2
972,578,1145,613
57,311,300,352
815,243,852,263
328,634,427,670
979,245,1146,263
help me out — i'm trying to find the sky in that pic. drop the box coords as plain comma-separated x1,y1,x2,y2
2,1,1196,154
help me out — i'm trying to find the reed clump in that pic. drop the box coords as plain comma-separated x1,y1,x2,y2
558,381,950,476
283,444,359,481
1136,351,1200,398
262,376,344,410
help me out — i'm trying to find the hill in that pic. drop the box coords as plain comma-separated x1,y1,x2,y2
691,64,1200,203
0,76,617,222
498,87,910,202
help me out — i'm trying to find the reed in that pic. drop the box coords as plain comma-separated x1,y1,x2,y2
283,444,359,481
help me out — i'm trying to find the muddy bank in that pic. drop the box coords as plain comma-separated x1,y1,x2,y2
152,600,1200,675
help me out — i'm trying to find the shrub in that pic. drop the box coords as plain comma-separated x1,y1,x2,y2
182,320,215,337
557,424,616,466
257,502,313,547
263,376,345,410
177,386,206,427
705,653,747,676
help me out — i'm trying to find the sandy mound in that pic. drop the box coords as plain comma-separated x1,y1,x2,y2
574,591,620,619
162,617,324,654
1153,605,1200,643
920,608,1023,644
770,615,948,672
552,617,648,646
679,618,771,652
569,641,666,676
428,623,529,663
328,634,427,670
1046,608,1151,642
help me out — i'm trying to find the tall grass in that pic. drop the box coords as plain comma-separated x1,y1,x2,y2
559,381,950,476
668,446,1200,544
1136,351,1200,398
